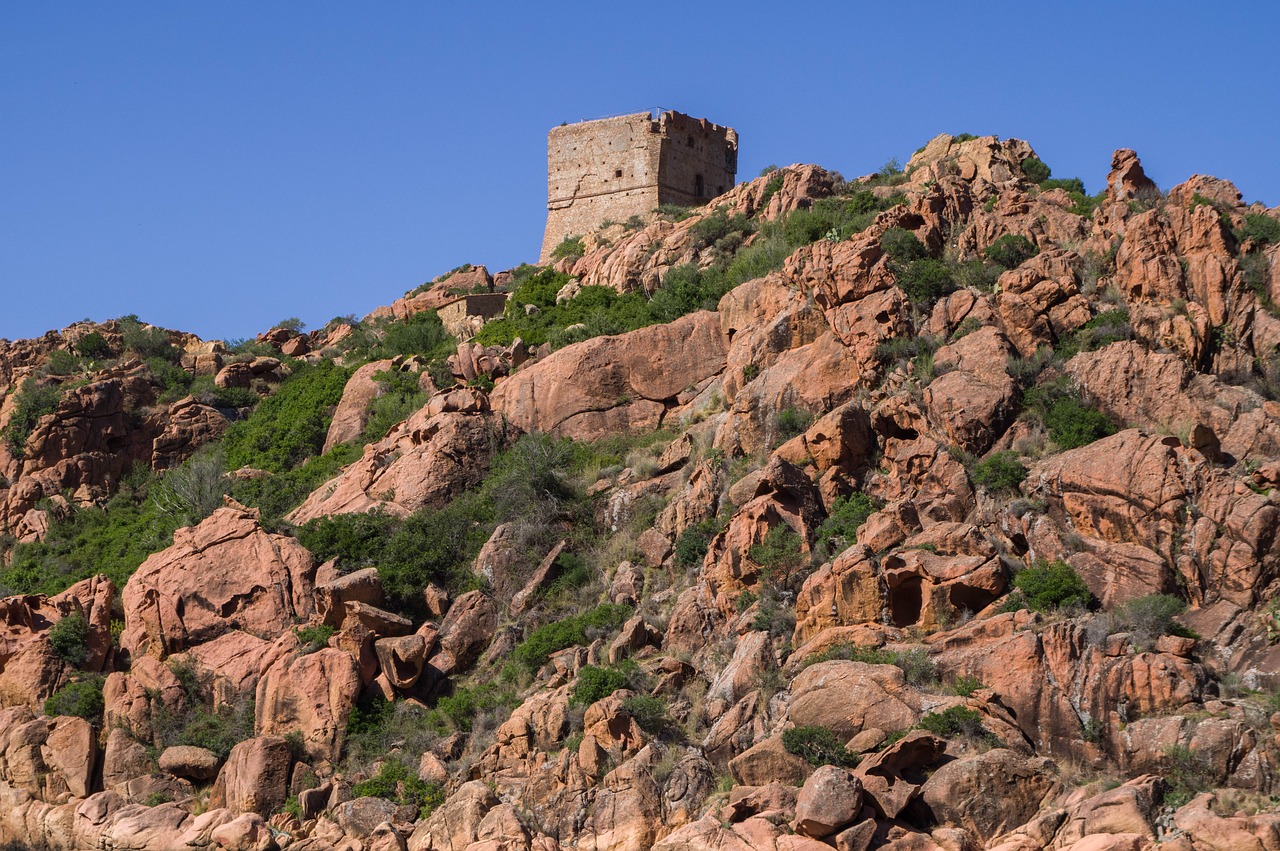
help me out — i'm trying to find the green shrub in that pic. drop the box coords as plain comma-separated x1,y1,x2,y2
757,173,785,210
1162,744,1216,809
896,259,956,306
985,234,1039,269
622,694,669,734
427,682,521,732
45,349,81,376
352,759,445,819
690,208,754,250
1240,214,1280,245
1012,559,1093,612
512,604,632,670
153,696,256,760
572,665,628,707
918,705,987,739
782,725,859,767
43,676,105,721
118,316,178,361
1021,379,1117,449
1040,178,1086,196
73,332,112,360
148,356,194,402
748,525,806,582
551,235,585,261
376,310,456,363
814,492,880,560
1055,309,1132,360
1044,396,1116,449
1,378,61,458
970,452,1027,492
675,518,719,568
222,361,352,473
293,624,335,654
801,644,938,687
948,676,985,697
229,442,360,525
880,228,927,263
48,612,91,667
1111,594,1194,648
774,407,813,440
0,473,182,596
361,369,428,444
1020,156,1051,184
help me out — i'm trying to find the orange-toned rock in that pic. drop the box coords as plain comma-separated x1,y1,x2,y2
788,661,928,740
210,736,291,817
919,749,1057,842
794,766,864,839
288,408,511,524
491,311,728,441
729,735,812,787
121,500,316,658
255,646,360,765
323,359,395,452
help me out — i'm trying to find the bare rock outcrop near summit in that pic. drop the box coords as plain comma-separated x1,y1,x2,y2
490,310,728,440
120,500,316,658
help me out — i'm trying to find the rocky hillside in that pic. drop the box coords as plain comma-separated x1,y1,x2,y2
2,133,1280,850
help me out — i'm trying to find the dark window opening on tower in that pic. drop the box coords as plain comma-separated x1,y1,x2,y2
615,169,622,178
687,135,694,148
717,185,724,195
695,175,704,197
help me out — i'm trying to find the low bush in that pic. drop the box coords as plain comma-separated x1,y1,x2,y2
1240,214,1280,245
970,451,1027,492
119,316,179,361
1162,744,1216,809
293,624,335,654
748,524,807,584
352,759,445,819
1,378,62,458
782,725,859,767
551,235,585,261
73,332,112,360
813,492,880,560
427,682,521,732
622,694,670,735
1020,156,1051,184
48,612,91,667
228,442,361,525
675,518,720,568
948,676,985,697
1110,594,1194,648
571,665,628,707
1021,379,1117,450
985,234,1039,269
511,604,632,670
222,360,352,473
1055,309,1132,360
0,472,182,596
881,228,927,263
774,407,813,440
1011,559,1093,612
44,676,105,721
918,705,987,739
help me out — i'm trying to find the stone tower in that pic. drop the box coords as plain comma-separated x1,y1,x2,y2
540,110,738,261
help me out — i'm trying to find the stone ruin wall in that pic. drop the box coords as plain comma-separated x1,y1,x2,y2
540,110,737,261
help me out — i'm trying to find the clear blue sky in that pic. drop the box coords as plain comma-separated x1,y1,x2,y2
3,2,1277,342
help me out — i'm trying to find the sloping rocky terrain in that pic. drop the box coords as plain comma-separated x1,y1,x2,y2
2,134,1280,850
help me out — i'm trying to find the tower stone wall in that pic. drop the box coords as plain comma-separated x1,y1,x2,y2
540,110,737,261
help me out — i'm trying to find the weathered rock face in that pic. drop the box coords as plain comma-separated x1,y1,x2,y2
210,737,291,816
322,358,396,452
289,392,512,524
255,647,361,765
491,310,728,440
121,500,316,658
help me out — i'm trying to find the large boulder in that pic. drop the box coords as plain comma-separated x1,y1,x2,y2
794,765,864,839
210,737,291,817
919,749,1058,842
255,647,361,765
120,500,316,657
288,407,509,523
490,311,728,441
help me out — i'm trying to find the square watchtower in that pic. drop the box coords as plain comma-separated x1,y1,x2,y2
540,110,738,261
